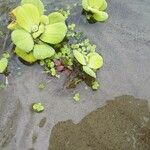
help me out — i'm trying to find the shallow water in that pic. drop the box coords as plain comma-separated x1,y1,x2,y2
0,0,150,150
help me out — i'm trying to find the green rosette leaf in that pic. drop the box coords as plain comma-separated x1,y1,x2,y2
100,0,108,11
73,50,86,65
87,52,103,69
40,22,67,44
16,4,40,32
48,12,66,24
93,10,108,21
11,29,34,52
83,66,96,78
33,44,55,59
0,58,8,73
21,0,44,15
40,15,49,25
15,47,37,63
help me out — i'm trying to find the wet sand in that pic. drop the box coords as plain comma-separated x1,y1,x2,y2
49,96,150,150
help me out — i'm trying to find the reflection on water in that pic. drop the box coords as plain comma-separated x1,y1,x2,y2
49,95,150,150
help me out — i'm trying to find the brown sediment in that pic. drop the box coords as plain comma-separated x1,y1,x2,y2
49,95,150,150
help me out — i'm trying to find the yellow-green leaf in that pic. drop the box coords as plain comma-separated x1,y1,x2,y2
15,47,37,63
87,52,103,69
93,11,108,21
48,12,65,24
33,44,55,59
11,29,34,52
40,22,67,44
83,66,96,78
100,0,108,11
21,0,44,15
16,4,40,32
40,15,49,25
73,50,86,65
0,58,8,73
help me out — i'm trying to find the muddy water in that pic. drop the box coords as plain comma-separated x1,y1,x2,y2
0,0,150,150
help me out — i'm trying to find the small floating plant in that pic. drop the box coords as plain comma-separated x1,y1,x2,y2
6,0,109,103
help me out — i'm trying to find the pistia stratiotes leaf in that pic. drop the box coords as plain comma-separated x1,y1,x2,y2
33,44,55,59
40,15,49,25
40,22,67,44
15,47,37,63
73,50,86,65
48,12,66,24
83,66,96,78
11,29,34,52
16,4,40,32
93,10,108,21
0,58,8,73
99,0,108,11
87,52,103,69
21,0,44,16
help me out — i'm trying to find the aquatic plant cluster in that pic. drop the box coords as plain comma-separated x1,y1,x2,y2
5,0,109,93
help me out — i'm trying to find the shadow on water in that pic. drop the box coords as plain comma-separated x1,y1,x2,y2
49,95,150,150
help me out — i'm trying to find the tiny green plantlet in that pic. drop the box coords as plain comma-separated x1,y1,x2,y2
8,0,68,62
32,102,44,113
92,81,100,90
82,0,108,22
73,93,80,102
0,57,8,74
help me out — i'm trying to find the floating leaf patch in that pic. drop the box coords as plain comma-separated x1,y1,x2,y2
32,102,44,113
15,47,37,63
83,66,96,78
73,50,86,65
21,0,44,15
11,29,34,52
0,58,8,73
16,4,40,32
87,52,103,69
40,22,67,44
33,44,55,59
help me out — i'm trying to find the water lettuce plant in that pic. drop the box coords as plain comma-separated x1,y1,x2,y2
8,0,67,62
82,0,108,22
32,102,44,113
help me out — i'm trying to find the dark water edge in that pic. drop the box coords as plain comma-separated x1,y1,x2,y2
49,95,150,150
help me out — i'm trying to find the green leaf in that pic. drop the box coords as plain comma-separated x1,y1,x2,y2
40,15,49,25
32,102,44,113
21,0,44,15
100,0,108,11
40,22,67,44
48,12,66,24
16,4,40,32
33,44,55,59
83,66,96,78
82,0,105,11
73,50,86,65
11,29,34,52
87,52,103,69
15,47,37,63
92,81,100,90
0,58,8,73
93,11,108,21
73,93,80,102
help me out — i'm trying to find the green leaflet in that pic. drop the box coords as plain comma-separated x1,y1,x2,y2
40,22,67,44
21,0,44,15
33,44,55,59
15,47,37,63
40,15,49,25
87,52,103,69
73,50,86,65
73,93,80,102
93,11,108,21
32,102,44,113
100,0,108,11
11,29,34,52
48,12,66,24
16,4,40,32
83,66,96,78
0,58,8,73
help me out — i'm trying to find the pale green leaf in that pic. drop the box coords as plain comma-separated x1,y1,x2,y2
83,66,96,78
40,22,67,44
33,44,55,59
40,15,49,25
48,12,65,24
73,93,80,102
21,0,44,15
11,29,34,52
15,47,37,63
16,4,40,32
100,0,108,11
93,11,108,21
0,58,8,73
87,52,103,69
73,50,86,65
